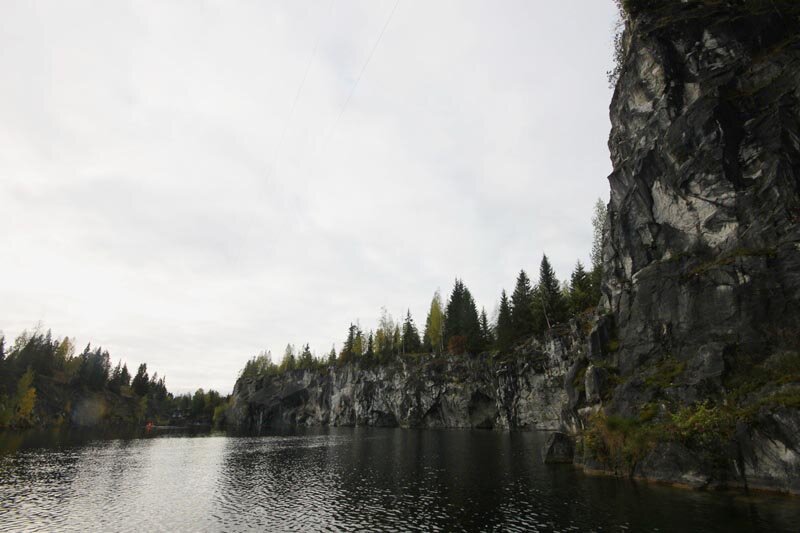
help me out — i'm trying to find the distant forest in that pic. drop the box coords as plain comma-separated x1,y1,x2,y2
0,329,227,430
239,200,607,379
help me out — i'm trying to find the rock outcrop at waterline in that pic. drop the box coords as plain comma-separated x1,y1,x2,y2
229,326,583,433
571,0,800,495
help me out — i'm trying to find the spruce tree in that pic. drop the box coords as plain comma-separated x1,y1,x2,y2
340,324,360,364
401,310,422,354
479,307,493,351
510,270,535,340
327,346,337,366
495,289,514,352
132,363,149,396
120,364,131,387
443,279,482,354
109,361,123,393
534,254,568,332
568,260,593,315
365,331,375,364
298,343,314,369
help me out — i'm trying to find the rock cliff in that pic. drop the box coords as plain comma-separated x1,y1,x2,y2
228,325,583,433
573,0,800,494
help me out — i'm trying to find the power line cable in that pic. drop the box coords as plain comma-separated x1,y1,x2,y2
273,0,335,171
327,0,400,139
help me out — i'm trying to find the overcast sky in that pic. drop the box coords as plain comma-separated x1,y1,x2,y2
1,0,618,394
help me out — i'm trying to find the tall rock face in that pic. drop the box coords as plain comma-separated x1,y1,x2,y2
228,327,584,433
605,0,800,382
583,1,800,494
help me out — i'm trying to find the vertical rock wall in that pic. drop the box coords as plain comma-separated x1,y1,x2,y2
582,1,800,494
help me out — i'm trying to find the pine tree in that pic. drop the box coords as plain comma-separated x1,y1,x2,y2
495,290,514,352
422,291,445,355
510,270,535,340
401,310,422,354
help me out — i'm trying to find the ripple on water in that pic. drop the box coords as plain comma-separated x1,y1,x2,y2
1,429,799,532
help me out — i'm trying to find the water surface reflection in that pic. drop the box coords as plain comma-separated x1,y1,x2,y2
0,428,798,531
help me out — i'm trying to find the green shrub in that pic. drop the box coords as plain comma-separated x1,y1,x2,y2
644,357,685,389
584,412,664,474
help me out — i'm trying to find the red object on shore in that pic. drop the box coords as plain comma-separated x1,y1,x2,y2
145,421,154,432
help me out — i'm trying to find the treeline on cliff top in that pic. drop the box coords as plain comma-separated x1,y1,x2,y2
0,329,227,430
239,201,607,380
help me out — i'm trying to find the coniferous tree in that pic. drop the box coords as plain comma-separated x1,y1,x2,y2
365,331,375,364
78,347,110,391
132,363,149,396
401,310,422,354
109,361,123,393
443,279,482,354
298,343,314,370
149,372,167,403
533,254,568,332
327,346,337,366
495,290,514,352
53,336,73,368
342,324,355,362
120,364,131,387
510,270,535,340
340,324,363,364
568,260,594,315
479,307,493,351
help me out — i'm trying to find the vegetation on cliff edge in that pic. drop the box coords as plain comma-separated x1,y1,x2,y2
238,200,608,381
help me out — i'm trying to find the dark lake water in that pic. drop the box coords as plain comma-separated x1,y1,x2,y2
1,427,798,532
